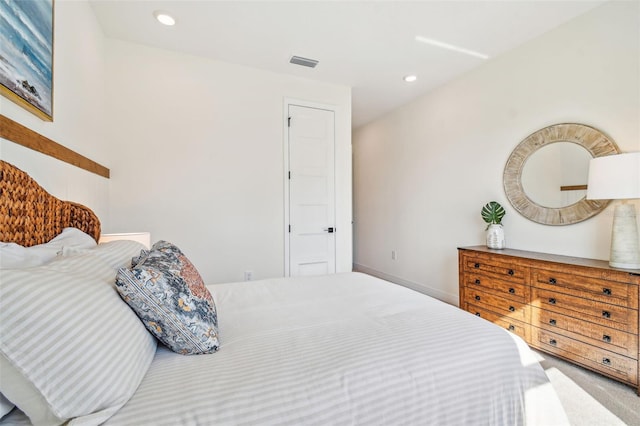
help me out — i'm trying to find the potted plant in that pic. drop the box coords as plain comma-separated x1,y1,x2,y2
481,201,506,249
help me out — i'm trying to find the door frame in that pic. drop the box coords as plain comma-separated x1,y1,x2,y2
283,98,337,277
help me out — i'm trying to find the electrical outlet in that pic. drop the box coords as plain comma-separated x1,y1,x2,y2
391,250,397,260
244,270,253,281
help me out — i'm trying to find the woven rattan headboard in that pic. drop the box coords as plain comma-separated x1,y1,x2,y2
0,160,101,246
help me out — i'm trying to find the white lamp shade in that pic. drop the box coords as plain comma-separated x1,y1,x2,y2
586,152,640,200
99,232,151,249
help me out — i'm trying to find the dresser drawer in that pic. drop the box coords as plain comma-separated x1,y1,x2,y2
532,307,638,359
464,273,526,303
464,287,527,322
531,287,637,333
468,303,528,341
463,256,526,284
532,327,638,385
532,269,636,309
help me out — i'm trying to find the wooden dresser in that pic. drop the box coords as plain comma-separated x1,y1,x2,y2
458,246,640,395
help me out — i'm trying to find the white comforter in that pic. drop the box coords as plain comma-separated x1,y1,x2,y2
104,272,568,425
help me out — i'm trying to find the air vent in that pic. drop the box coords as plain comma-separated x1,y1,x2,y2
289,56,318,68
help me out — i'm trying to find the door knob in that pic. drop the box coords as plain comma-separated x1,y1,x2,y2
323,227,335,233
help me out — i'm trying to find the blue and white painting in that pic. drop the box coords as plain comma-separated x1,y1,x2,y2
0,0,53,120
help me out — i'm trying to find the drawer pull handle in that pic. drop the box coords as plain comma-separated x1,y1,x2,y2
474,263,480,268
548,298,556,305
508,306,515,312
475,295,481,301
475,279,481,284
508,288,515,294
602,311,611,319
549,339,557,346
508,325,515,331
549,319,557,326
603,335,611,343
508,269,514,276
603,288,611,296
475,312,481,317
602,358,611,366
548,278,557,284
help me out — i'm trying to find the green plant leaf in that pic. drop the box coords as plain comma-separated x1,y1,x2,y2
481,201,505,227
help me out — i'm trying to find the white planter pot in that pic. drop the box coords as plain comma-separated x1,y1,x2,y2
486,224,505,249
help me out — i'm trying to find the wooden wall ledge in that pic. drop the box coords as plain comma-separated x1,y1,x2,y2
0,114,110,178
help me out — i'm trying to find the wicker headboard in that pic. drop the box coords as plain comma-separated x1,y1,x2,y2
0,160,101,246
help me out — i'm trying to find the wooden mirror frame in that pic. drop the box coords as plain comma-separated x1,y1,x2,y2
503,123,620,226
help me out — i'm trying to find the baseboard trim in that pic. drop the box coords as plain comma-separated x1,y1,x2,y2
353,263,458,306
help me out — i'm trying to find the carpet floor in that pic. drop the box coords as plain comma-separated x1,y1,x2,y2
532,350,640,426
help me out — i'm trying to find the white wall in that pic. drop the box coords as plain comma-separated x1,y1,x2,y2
353,1,640,304
0,0,110,226
0,1,351,284
105,40,352,283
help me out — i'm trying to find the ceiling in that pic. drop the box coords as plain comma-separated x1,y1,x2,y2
89,0,604,128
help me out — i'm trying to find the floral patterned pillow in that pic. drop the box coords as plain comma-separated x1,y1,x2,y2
115,241,219,355
131,248,149,267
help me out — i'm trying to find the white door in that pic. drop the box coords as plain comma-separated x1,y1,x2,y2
287,104,336,276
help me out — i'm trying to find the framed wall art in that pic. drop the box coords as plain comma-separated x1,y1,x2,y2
0,0,54,121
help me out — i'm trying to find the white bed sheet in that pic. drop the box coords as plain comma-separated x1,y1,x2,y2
101,272,568,426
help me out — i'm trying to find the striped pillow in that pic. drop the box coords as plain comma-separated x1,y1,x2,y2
0,241,157,425
115,241,219,355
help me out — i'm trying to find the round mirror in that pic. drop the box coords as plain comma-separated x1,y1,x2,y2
504,123,620,225
521,142,593,208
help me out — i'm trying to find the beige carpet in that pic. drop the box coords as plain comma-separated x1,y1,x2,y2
532,350,640,426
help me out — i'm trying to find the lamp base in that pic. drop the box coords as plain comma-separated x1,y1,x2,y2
609,203,640,270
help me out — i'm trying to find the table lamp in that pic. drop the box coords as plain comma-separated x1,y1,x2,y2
586,152,640,269
99,232,151,249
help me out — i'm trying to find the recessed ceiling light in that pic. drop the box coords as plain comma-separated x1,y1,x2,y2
153,10,176,26
403,75,417,83
415,36,488,60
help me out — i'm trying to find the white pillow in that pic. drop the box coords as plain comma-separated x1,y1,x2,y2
0,228,97,269
0,241,157,425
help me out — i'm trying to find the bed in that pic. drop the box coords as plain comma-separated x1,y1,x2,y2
0,160,569,425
